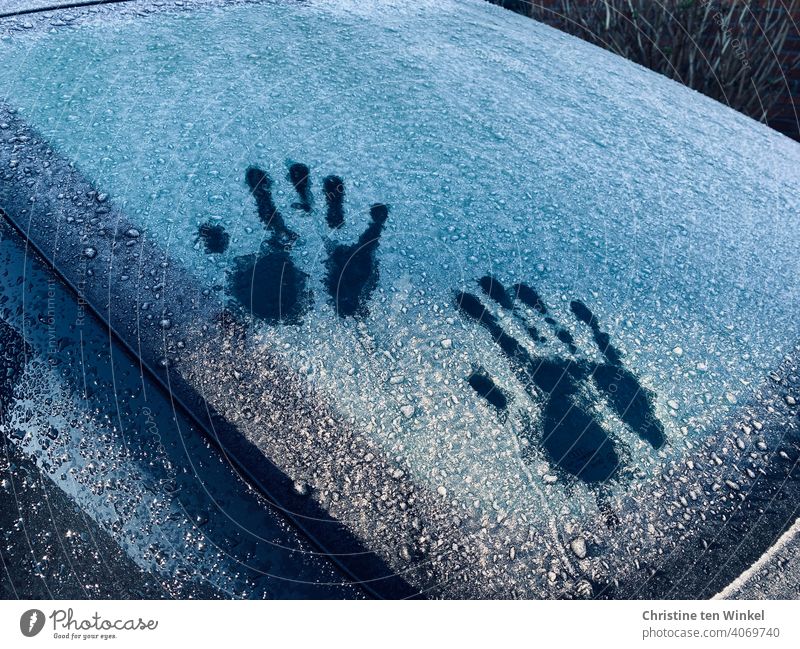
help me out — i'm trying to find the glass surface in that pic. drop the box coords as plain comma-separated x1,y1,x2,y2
0,220,357,597
1,0,799,597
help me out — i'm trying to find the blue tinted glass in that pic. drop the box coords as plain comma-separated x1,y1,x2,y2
1,0,799,597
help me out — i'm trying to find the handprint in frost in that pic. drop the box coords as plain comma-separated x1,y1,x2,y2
198,163,389,324
455,276,666,484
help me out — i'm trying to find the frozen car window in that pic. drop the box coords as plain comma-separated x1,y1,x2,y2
0,217,359,598
1,0,799,598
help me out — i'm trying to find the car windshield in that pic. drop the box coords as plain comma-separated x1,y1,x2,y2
1,0,799,599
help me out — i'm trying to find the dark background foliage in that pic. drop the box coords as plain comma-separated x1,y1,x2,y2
490,0,800,141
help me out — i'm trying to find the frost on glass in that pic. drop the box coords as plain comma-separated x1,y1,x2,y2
0,0,799,597
0,221,356,598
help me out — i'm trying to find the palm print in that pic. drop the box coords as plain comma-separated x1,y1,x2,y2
455,276,665,484
198,163,389,324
